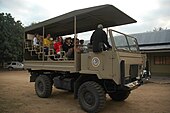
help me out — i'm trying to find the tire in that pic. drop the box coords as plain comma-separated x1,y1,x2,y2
78,81,106,113
35,75,52,98
8,67,13,71
109,90,130,101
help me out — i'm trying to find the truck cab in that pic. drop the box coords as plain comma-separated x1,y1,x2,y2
24,4,148,113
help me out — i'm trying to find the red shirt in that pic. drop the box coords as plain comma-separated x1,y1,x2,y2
54,42,62,53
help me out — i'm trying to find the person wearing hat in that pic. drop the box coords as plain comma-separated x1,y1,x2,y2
90,24,112,52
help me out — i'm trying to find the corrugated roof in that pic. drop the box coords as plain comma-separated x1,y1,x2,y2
114,29,170,51
132,29,170,45
140,45,170,50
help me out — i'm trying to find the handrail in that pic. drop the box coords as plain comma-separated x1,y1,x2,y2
109,29,140,52
109,29,136,39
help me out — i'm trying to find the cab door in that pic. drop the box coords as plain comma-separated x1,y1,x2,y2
88,51,114,79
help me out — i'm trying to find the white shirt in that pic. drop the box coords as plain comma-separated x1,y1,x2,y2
33,37,38,46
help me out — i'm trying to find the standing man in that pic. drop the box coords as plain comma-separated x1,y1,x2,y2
90,24,112,52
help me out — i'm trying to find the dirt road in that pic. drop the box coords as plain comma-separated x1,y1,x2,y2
0,71,170,113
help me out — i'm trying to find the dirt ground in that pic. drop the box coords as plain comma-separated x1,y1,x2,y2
0,71,170,113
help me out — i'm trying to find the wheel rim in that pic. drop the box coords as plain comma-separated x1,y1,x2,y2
78,82,106,113
83,90,95,106
38,81,44,92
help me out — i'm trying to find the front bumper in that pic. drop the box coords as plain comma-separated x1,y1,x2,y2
125,79,143,90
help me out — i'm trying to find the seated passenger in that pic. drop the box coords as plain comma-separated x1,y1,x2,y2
75,38,81,53
80,39,84,45
33,34,39,48
43,34,51,55
54,36,63,55
63,37,74,59
79,39,86,52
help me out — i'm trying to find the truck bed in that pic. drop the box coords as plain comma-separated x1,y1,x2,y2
24,60,77,72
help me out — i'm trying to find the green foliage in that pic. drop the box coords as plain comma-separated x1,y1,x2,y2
0,13,24,63
153,27,167,32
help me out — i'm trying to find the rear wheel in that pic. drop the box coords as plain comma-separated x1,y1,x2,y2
109,90,130,101
35,75,52,98
78,81,106,113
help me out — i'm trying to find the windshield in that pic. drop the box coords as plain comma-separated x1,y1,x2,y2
110,30,139,52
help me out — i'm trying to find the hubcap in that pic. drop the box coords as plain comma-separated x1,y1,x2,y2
38,81,44,92
83,91,95,106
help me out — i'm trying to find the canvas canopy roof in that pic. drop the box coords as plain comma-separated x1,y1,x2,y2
25,4,136,36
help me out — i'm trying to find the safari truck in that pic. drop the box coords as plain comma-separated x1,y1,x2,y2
24,4,149,113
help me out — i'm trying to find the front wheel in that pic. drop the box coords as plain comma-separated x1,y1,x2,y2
78,81,106,113
109,90,130,101
35,75,52,98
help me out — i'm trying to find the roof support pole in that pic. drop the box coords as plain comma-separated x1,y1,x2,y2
42,26,45,61
107,28,109,37
74,16,77,61
23,32,26,62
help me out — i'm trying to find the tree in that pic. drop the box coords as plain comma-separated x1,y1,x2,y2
153,27,167,32
0,13,24,65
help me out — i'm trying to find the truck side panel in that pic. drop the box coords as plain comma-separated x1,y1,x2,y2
24,61,76,72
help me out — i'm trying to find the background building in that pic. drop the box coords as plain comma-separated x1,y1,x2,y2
132,29,170,76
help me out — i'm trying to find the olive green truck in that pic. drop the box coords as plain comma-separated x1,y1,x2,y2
24,4,149,113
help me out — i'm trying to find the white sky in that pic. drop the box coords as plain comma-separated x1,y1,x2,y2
0,0,170,38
